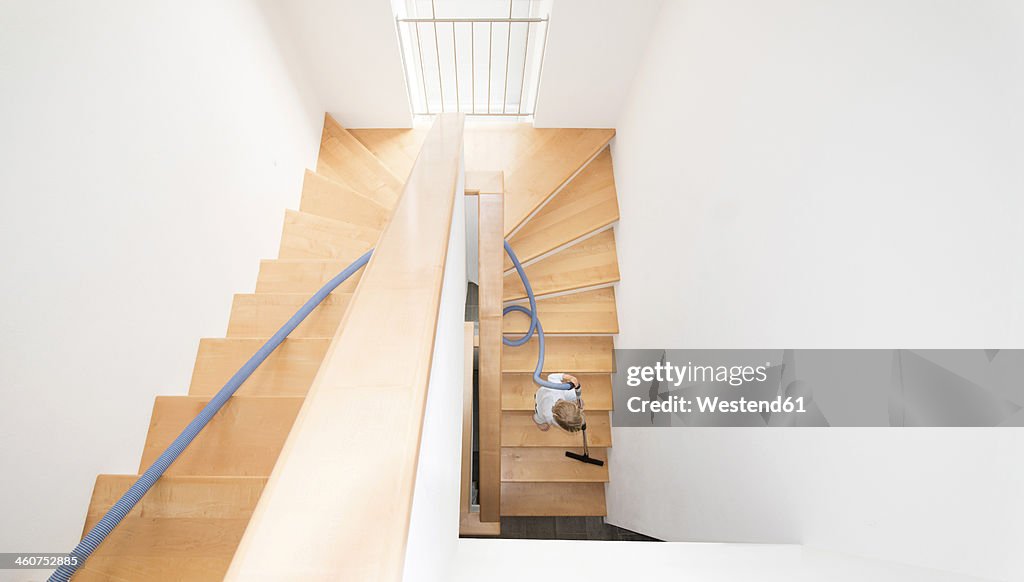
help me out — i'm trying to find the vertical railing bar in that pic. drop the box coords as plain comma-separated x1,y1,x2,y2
395,18,417,116
432,0,444,113
471,23,476,115
414,22,431,115
501,0,513,114
452,22,460,113
530,19,550,116
517,21,531,116
487,22,492,115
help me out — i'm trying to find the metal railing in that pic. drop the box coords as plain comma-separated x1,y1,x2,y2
396,16,549,117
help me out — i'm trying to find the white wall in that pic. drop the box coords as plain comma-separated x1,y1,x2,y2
402,164,467,582
533,0,665,128
608,0,1024,580
271,0,413,128
0,0,324,567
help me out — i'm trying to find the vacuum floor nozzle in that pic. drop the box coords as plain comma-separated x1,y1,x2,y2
565,451,605,466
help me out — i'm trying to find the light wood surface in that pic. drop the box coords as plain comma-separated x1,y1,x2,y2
505,148,618,267
317,115,403,207
348,127,428,181
299,169,390,228
353,126,614,234
500,482,607,517
502,373,613,411
463,125,614,235
465,171,504,195
501,448,609,482
501,411,611,447
226,114,465,582
460,322,473,518
501,335,614,373
504,229,620,300
71,119,626,563
140,396,303,476
86,475,267,521
227,293,350,338
503,287,618,335
460,322,500,537
77,476,266,581
256,259,364,294
477,191,504,523
278,209,380,260
189,338,330,396
458,512,501,537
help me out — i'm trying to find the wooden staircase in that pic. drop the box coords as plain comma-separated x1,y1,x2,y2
491,131,619,517
354,124,621,518
70,116,621,579
72,114,399,580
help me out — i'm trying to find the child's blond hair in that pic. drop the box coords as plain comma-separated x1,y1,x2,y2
551,400,584,432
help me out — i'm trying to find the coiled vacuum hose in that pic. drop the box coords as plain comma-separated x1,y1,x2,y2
502,241,574,391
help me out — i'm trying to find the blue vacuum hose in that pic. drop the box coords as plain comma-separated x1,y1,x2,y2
54,241,568,580
502,241,573,390
49,249,374,582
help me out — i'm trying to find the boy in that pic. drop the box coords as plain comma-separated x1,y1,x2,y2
533,373,584,432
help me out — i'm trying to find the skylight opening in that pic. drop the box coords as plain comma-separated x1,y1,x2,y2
393,0,551,119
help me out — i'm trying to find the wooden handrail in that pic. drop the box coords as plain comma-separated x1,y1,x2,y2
225,113,465,581
475,184,504,523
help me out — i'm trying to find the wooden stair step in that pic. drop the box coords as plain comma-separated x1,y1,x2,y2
298,169,390,229
317,114,403,208
278,209,380,260
190,337,329,396
502,374,613,411
503,229,619,300
86,475,266,521
140,396,303,476
501,336,614,373
505,148,618,268
256,259,364,294
503,287,618,335
501,447,608,482
462,126,615,235
226,292,351,338
501,411,611,447
349,128,428,181
500,482,607,517
77,475,265,581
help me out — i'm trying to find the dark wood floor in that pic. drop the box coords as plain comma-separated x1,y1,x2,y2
494,517,659,541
